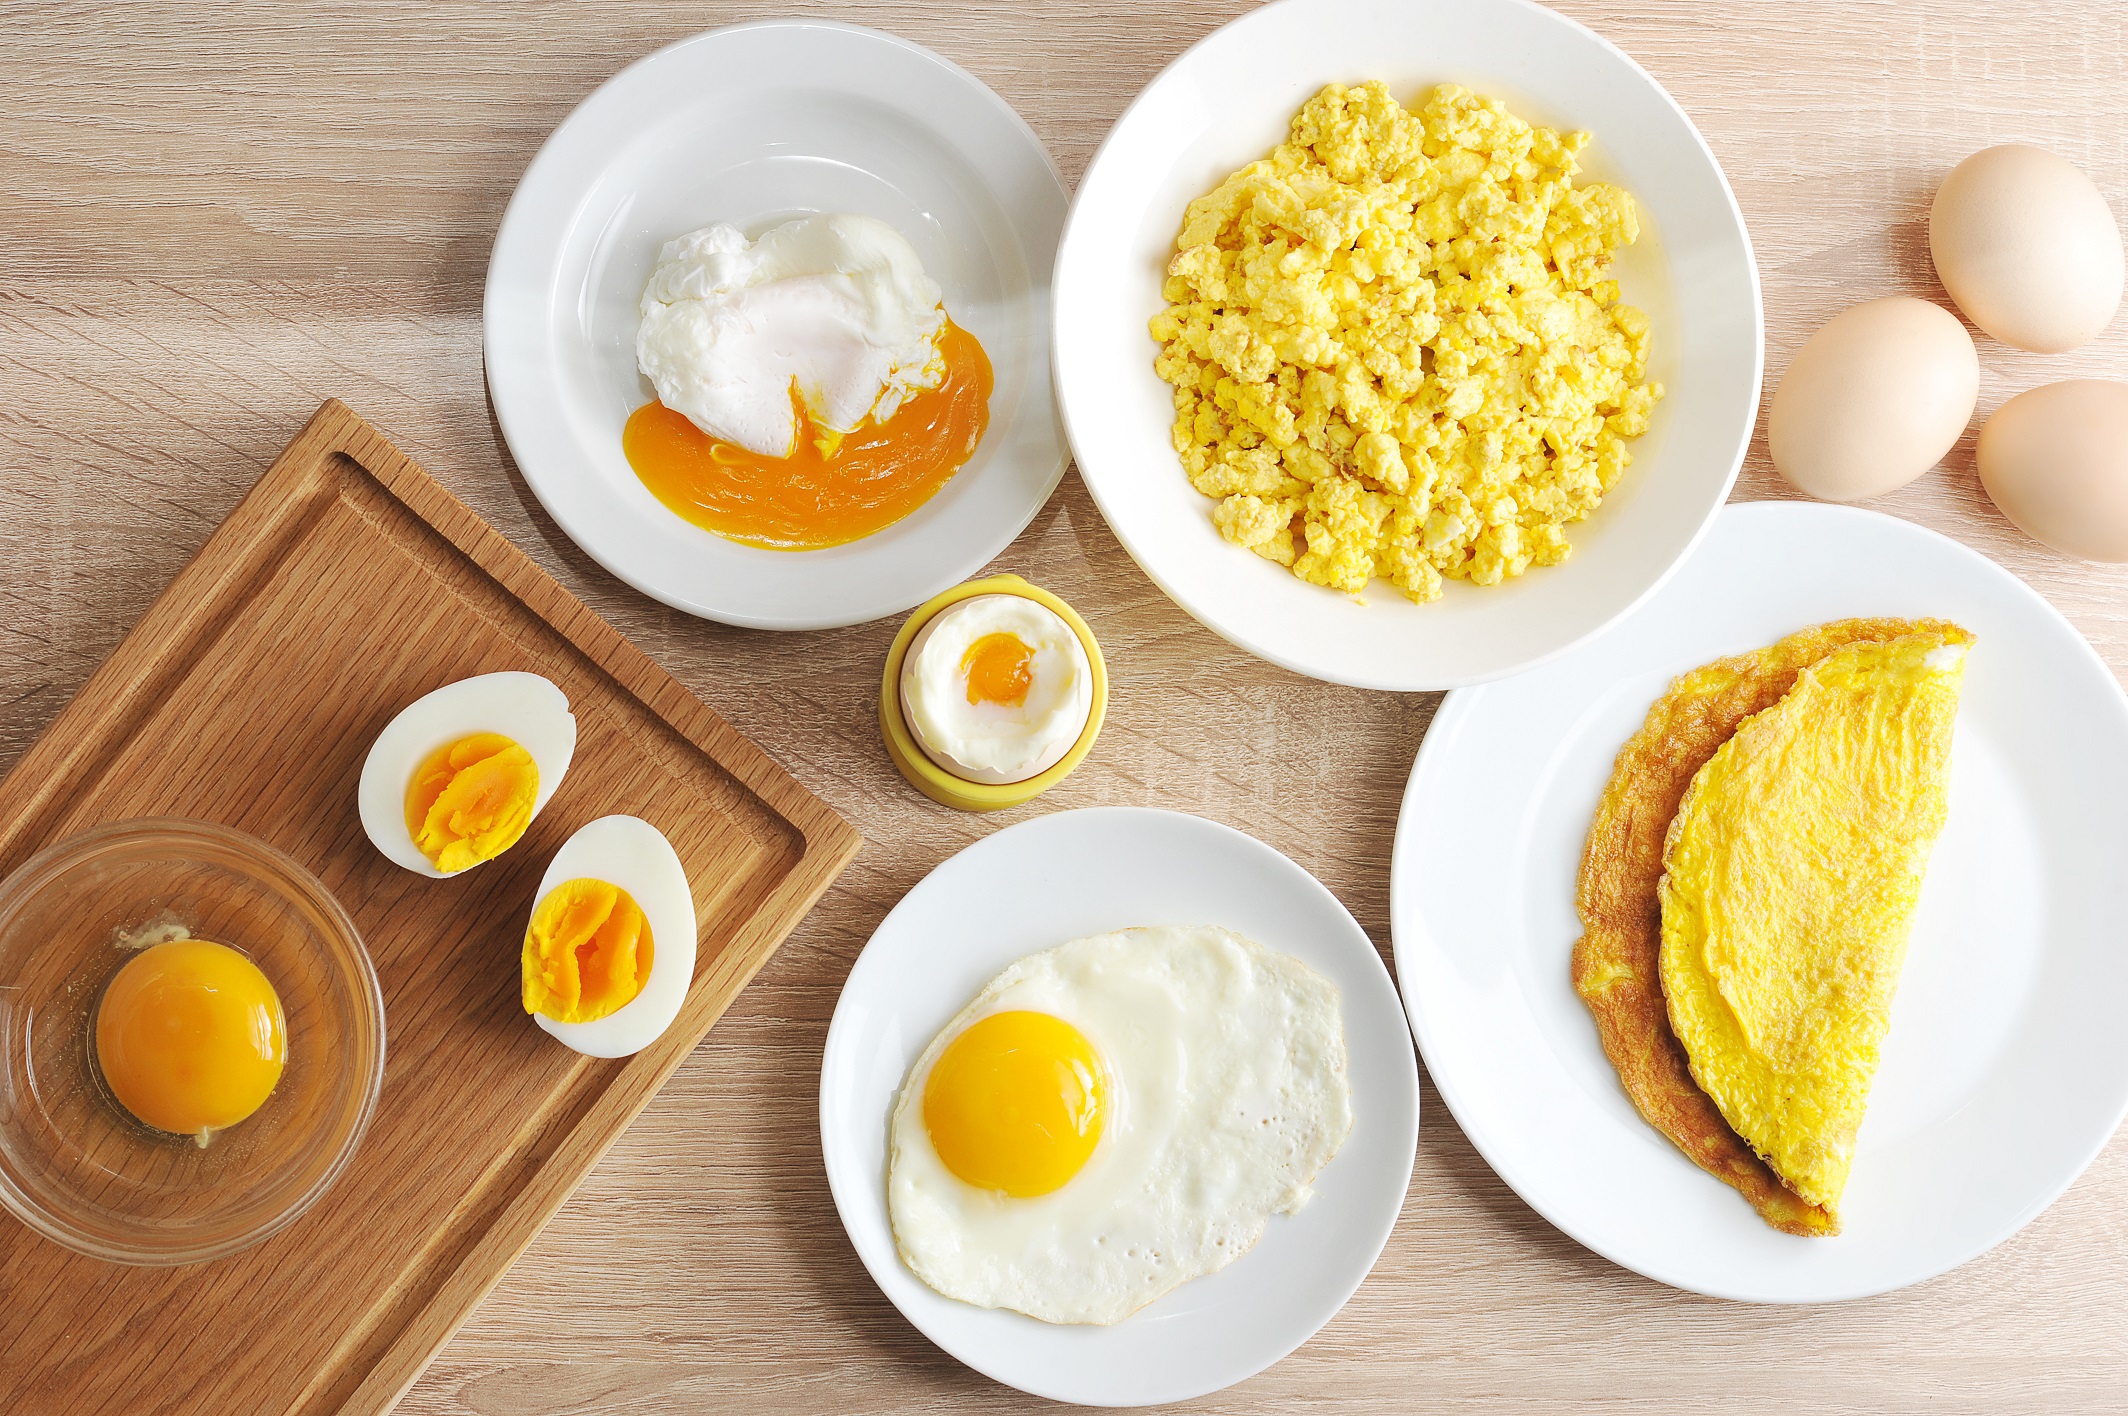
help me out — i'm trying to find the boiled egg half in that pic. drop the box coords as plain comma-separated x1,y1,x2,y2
358,671,576,878
522,814,695,1058
899,594,1092,785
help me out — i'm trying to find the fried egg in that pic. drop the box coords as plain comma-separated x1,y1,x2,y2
523,815,695,1058
899,594,1093,785
358,672,576,878
886,925,1352,1325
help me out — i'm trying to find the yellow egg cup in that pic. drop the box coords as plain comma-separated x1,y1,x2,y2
879,575,1107,812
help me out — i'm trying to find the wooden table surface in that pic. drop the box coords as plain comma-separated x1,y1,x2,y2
7,2,2128,1411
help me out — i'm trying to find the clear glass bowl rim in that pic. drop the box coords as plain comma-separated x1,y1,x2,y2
0,816,386,1265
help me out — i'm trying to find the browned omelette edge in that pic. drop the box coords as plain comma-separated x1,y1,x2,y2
1570,617,1964,1237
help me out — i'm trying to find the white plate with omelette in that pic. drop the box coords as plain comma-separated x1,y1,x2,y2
821,807,1419,1405
1053,0,1760,689
485,20,1069,629
1391,500,2128,1301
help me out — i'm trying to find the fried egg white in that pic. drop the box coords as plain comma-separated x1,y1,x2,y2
886,924,1352,1326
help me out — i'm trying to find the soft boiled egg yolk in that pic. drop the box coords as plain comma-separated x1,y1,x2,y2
522,878,655,1024
624,318,991,551
404,733,539,874
921,1010,1106,1198
95,939,287,1140
962,631,1034,707
899,594,1095,786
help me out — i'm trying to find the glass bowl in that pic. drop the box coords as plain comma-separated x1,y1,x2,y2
0,818,384,1264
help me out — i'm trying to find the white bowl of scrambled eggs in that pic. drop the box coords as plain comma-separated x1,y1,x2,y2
1054,0,1760,689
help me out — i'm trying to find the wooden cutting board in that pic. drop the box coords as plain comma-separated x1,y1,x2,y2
0,400,862,1415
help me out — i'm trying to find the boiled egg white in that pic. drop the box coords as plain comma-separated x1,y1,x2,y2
522,815,695,1059
898,594,1092,785
358,671,576,878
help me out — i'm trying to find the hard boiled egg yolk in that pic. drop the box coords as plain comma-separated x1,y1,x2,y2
922,1010,1106,1197
622,317,993,551
961,632,1034,708
95,939,287,1140
404,732,538,874
522,878,655,1024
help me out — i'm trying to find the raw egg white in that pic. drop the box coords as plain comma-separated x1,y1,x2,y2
1768,297,1978,503
899,594,1092,785
358,671,576,878
886,925,1352,1326
1977,379,2128,562
523,815,696,1059
1930,144,2124,354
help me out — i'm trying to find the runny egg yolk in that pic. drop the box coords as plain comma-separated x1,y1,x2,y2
95,939,287,1141
961,632,1034,708
622,317,993,551
922,1010,1105,1198
522,878,655,1024
404,732,539,874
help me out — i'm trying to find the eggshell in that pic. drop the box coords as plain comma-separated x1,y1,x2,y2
1976,379,2128,562
357,671,577,878
528,815,697,1058
1930,144,2124,353
1768,297,1979,502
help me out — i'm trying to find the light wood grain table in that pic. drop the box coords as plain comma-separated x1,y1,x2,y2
6,2,2128,1411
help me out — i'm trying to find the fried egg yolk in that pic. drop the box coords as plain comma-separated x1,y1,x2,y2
404,732,539,873
95,939,287,1140
623,317,992,551
522,878,655,1024
922,1010,1106,1198
962,632,1035,708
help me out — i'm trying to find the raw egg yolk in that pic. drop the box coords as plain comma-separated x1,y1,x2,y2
404,732,539,874
961,632,1034,708
522,878,654,1024
622,317,993,551
922,1010,1105,1197
95,939,287,1140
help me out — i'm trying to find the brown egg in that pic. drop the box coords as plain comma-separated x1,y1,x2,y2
1929,144,2124,354
1768,297,1978,503
1976,380,2128,562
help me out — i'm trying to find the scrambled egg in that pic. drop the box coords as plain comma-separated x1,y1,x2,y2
1149,82,1661,601
1658,628,1972,1217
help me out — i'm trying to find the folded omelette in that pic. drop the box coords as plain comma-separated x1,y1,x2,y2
1574,618,1972,1234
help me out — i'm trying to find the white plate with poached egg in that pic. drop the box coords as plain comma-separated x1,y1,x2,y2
819,807,1419,1406
484,20,1070,629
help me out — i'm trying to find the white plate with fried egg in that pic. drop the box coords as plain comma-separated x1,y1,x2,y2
821,807,1419,1406
485,20,1069,629
1052,0,1761,689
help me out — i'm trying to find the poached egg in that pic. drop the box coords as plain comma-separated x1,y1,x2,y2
636,213,946,459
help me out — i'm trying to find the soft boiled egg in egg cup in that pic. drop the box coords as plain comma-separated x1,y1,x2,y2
878,575,1107,811
358,672,577,878
521,815,695,1058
